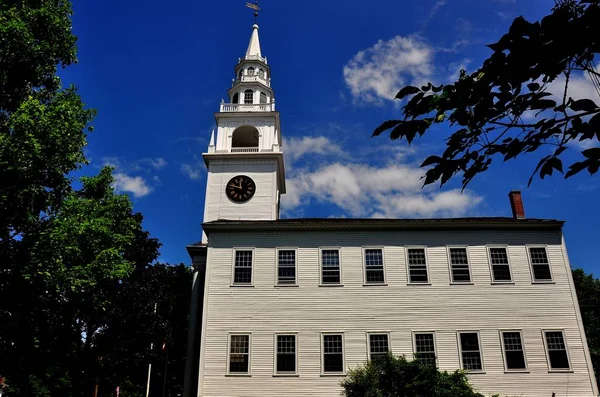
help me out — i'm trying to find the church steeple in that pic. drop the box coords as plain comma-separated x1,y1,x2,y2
246,24,262,58
200,22,285,240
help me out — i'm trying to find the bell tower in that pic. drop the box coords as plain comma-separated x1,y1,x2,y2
201,24,286,242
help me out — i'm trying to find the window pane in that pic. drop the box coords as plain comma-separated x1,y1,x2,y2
244,90,253,104
278,250,296,284
490,248,512,281
450,248,471,282
365,249,384,283
369,334,389,361
545,331,570,369
234,251,252,284
229,335,249,373
460,333,482,371
322,250,340,284
323,334,344,372
502,332,526,370
276,335,296,373
415,333,436,367
260,92,267,104
408,249,428,283
530,248,552,281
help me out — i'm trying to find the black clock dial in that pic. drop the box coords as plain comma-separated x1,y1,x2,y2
226,175,256,202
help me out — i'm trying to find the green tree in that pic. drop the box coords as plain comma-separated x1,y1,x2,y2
341,354,486,397
374,0,600,188
572,268,600,390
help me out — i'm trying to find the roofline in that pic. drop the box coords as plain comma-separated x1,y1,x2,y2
202,218,564,236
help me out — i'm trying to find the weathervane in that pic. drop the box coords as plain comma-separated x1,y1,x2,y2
245,1,260,24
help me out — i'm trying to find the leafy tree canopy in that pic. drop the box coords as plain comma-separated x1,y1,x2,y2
341,354,488,397
374,0,600,188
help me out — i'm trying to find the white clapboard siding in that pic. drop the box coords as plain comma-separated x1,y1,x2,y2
197,229,596,397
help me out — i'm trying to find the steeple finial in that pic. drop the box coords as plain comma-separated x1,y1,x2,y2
245,1,260,24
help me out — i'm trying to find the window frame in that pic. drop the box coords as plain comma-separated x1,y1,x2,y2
487,245,514,283
447,246,473,284
362,247,386,285
366,332,391,361
321,332,345,375
412,331,438,367
243,89,254,104
499,330,529,372
542,329,572,372
527,245,554,283
227,332,252,376
273,333,298,376
231,248,255,286
319,247,343,286
457,331,485,373
406,246,431,285
275,247,298,286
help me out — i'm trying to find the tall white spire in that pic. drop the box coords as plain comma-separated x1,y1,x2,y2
245,24,262,58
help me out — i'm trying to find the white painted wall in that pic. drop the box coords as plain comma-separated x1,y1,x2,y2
196,229,597,397
214,118,278,152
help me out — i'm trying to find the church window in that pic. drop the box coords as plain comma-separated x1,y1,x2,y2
247,66,255,75
275,334,297,374
238,69,242,79
501,331,527,371
277,249,296,285
244,89,254,104
233,250,253,284
260,92,267,104
458,332,484,372
321,249,341,284
407,248,429,283
413,333,437,367
529,247,552,282
228,334,251,374
368,333,389,362
543,330,570,370
449,247,471,283
364,248,384,284
489,247,512,282
232,93,239,104
322,334,344,374
258,68,265,77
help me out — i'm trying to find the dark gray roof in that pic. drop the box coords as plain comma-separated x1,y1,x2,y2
201,217,563,235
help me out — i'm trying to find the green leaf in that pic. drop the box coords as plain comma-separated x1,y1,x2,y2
395,86,420,100
582,147,600,160
570,99,599,112
530,99,557,110
527,82,540,91
420,155,442,167
372,120,402,137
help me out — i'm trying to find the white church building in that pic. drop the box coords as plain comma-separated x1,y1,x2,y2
182,23,599,397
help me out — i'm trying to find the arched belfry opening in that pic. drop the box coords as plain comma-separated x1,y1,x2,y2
232,125,259,149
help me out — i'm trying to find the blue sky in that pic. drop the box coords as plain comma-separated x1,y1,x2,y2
61,0,600,273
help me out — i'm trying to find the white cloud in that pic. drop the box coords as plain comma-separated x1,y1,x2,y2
145,157,168,170
113,173,152,198
284,136,345,162
428,0,446,19
282,162,483,218
343,35,435,103
181,163,203,180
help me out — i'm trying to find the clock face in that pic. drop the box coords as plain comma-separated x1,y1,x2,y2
226,175,256,203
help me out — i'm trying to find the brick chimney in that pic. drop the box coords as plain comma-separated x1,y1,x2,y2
508,191,525,219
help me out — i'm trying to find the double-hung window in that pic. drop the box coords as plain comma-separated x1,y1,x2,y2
529,247,553,282
233,250,253,285
275,334,297,374
368,333,389,361
228,334,250,374
364,248,385,284
501,331,527,371
322,334,344,374
407,248,429,283
543,330,571,370
489,247,512,282
413,333,436,367
321,249,341,285
277,249,296,285
458,332,484,372
449,247,471,283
